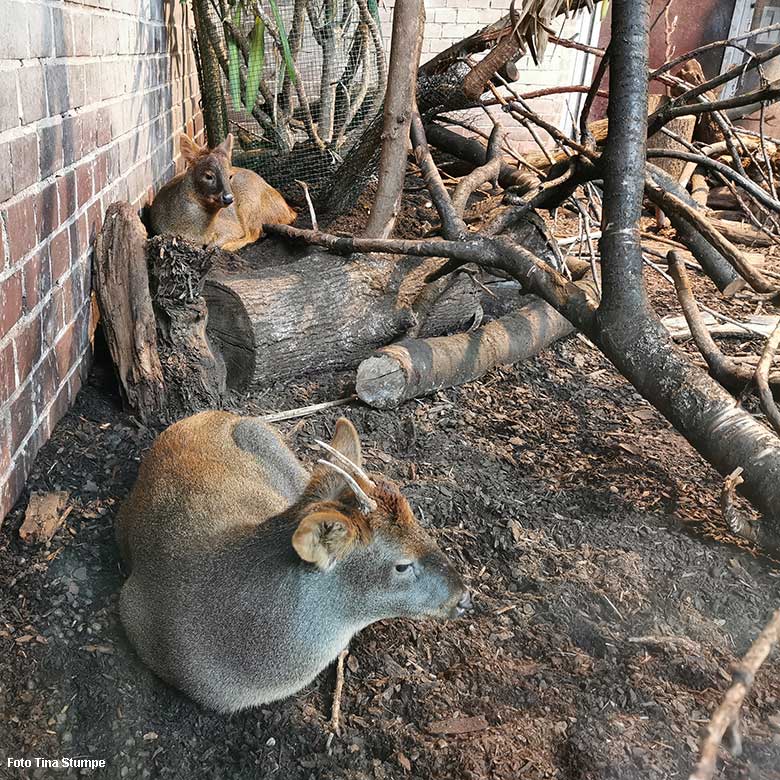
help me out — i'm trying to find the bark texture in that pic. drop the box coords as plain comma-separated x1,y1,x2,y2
364,0,425,238
203,249,480,389
356,294,576,408
147,237,227,418
93,202,165,422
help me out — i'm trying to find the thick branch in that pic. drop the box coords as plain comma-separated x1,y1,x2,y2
645,179,778,294
364,0,425,238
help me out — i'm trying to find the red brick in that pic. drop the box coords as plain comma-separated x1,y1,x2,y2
15,316,41,383
3,197,37,264
40,298,58,345
0,458,28,523
32,349,59,415
57,170,77,223
60,275,74,326
68,360,83,400
79,110,97,156
0,271,23,339
61,114,84,167
86,200,102,246
0,141,11,202
0,418,9,477
75,161,93,209
48,228,71,283
54,321,76,379
9,381,34,455
96,107,112,146
35,182,60,243
93,150,109,193
0,341,15,406
22,248,51,312
38,121,64,179
69,213,88,260
48,383,70,434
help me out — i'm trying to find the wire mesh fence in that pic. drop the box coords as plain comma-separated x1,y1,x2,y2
192,0,386,203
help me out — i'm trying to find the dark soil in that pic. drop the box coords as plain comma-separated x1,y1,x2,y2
2,191,780,780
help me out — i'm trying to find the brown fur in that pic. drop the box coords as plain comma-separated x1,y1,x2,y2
150,134,296,251
116,412,468,713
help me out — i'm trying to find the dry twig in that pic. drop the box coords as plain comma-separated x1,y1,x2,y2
689,609,780,780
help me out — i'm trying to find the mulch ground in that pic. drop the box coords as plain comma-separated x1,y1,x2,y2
1,184,780,780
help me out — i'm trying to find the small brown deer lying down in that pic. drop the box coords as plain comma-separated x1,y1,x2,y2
149,134,296,252
116,413,470,713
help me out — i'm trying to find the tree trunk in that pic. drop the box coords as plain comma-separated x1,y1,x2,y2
147,237,227,419
92,202,165,423
202,249,481,389
356,294,576,408
595,0,780,548
364,0,425,238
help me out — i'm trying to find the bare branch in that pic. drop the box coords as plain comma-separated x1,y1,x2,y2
689,610,780,780
756,321,780,436
364,0,425,238
409,112,468,239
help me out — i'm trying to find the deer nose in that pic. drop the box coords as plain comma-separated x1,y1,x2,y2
221,192,234,205
455,590,472,616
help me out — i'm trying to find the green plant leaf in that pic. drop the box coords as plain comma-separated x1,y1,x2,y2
245,14,266,111
228,4,242,108
268,0,296,86
367,0,379,26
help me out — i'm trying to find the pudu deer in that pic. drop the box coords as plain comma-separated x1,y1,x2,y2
116,413,470,713
149,134,296,252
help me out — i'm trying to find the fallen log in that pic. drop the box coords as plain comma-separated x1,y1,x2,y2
710,217,777,248
203,248,481,389
663,313,780,341
355,292,581,409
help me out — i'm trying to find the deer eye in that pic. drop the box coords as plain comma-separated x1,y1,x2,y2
395,563,412,574
203,172,215,182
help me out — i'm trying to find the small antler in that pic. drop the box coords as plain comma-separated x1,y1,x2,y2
316,459,377,515
314,440,376,488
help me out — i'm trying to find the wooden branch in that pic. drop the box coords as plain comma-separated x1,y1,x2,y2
364,0,425,238
756,321,780,436
667,252,748,392
646,148,780,214
710,218,779,248
264,223,480,261
259,397,357,423
409,112,468,239
645,179,778,294
424,122,537,192
451,120,504,216
689,609,780,780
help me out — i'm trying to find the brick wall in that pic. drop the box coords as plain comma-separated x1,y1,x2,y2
0,0,203,521
379,0,599,153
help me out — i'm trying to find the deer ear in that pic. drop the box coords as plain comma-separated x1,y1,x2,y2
292,511,356,570
216,133,234,160
180,134,203,165
330,418,362,468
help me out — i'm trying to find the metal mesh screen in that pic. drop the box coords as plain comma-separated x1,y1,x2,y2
194,0,386,203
